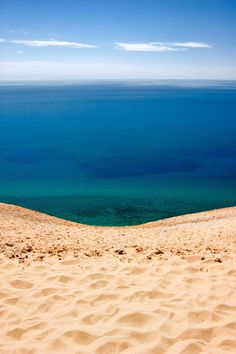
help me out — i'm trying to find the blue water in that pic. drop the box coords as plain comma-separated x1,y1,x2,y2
0,81,235,225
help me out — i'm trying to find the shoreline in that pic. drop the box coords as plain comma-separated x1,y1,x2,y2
1,201,236,227
1,202,236,263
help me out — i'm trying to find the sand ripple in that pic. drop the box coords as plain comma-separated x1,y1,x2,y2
0,255,236,353
0,204,236,353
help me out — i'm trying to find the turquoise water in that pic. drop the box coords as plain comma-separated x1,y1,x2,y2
0,81,235,225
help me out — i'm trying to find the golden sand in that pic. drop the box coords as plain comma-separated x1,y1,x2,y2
0,203,236,353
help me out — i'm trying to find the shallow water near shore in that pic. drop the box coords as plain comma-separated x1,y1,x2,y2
0,80,236,225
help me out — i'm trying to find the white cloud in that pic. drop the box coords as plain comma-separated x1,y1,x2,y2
0,38,97,48
115,41,211,52
0,38,211,51
115,42,176,52
172,42,211,48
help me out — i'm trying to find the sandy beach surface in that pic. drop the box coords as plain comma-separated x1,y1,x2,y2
0,203,236,354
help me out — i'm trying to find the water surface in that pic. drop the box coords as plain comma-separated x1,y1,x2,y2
0,81,235,225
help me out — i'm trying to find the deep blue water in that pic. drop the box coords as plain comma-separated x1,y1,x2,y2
0,81,235,225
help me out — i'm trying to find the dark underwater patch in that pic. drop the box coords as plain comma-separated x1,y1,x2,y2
83,154,201,178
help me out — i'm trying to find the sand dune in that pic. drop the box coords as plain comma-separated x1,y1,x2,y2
0,203,236,353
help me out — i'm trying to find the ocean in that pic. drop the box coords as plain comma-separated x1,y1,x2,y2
0,80,235,225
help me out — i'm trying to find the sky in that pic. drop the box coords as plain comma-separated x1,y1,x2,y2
0,0,235,80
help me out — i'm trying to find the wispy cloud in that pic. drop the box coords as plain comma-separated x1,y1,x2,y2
115,42,176,52
0,38,97,48
172,42,211,48
115,41,211,52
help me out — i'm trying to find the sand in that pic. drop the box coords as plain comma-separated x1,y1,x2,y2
0,203,236,353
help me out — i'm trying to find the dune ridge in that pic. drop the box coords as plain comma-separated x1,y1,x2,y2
0,203,236,353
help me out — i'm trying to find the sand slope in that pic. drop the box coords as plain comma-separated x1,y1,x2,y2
0,203,236,353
